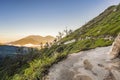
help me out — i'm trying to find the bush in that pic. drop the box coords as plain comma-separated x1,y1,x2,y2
56,46,64,53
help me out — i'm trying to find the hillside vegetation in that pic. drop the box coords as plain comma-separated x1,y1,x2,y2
0,4,120,80
60,4,120,43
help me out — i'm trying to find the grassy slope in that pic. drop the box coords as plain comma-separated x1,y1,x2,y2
1,4,120,80
60,5,120,43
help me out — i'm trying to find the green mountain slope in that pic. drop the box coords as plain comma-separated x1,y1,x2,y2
60,4,120,43
0,4,120,80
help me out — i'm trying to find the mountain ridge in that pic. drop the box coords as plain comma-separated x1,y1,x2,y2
60,4,120,43
9,35,55,45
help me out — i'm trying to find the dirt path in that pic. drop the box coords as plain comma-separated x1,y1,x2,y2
45,46,120,80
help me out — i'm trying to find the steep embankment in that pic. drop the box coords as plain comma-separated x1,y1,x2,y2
60,4,120,44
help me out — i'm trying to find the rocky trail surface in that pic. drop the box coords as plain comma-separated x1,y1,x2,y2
45,46,120,80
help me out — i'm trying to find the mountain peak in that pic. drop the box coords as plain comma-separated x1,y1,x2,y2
44,35,55,38
9,35,55,46
26,35,43,38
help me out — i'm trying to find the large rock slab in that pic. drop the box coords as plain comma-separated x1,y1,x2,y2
45,46,120,80
109,33,120,59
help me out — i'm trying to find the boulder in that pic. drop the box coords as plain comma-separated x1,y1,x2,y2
83,59,93,70
74,75,92,80
109,33,120,59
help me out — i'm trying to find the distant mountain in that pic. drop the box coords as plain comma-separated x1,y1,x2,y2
9,35,55,46
0,42,2,45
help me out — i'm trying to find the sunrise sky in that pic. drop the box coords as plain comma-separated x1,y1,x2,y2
0,0,120,43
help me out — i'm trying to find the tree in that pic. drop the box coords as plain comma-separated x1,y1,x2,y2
68,29,73,34
40,42,43,49
44,42,49,48
64,27,73,37
58,32,64,39
64,27,69,36
56,35,60,41
53,38,57,44
49,42,53,47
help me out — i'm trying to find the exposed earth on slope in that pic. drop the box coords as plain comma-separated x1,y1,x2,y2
109,33,120,59
44,46,120,80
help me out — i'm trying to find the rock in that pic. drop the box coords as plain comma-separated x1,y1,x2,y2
74,75,92,80
103,71,116,80
83,59,93,70
109,33,120,59
110,61,120,70
98,64,104,67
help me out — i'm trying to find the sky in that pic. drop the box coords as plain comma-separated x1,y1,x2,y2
0,0,120,43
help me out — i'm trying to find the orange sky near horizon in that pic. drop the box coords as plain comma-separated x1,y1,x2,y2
0,36,22,43
0,34,56,43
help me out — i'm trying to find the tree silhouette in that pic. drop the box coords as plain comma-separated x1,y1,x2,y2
58,32,64,39
64,27,69,36
44,42,49,48
40,42,43,49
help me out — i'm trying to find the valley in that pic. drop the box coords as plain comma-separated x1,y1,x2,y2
0,45,32,57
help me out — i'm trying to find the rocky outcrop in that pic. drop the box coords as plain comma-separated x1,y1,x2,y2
46,46,120,80
109,33,120,59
